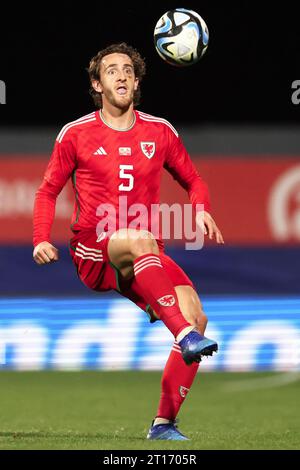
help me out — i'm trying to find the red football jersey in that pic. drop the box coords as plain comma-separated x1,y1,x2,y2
33,110,210,246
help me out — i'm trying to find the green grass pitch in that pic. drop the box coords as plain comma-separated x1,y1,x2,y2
0,371,299,450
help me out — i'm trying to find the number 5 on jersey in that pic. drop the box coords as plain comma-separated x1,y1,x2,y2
119,164,134,191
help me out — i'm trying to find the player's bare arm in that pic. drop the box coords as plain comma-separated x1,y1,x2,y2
33,241,59,265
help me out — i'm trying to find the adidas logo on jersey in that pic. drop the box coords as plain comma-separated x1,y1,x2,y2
94,146,107,155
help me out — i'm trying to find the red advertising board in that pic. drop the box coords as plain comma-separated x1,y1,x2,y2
0,156,299,244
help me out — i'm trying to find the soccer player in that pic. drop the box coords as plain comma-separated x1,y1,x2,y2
33,42,224,440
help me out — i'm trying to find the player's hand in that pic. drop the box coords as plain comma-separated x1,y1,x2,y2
196,211,224,244
33,241,59,265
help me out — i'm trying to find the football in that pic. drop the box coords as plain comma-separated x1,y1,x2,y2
154,8,209,67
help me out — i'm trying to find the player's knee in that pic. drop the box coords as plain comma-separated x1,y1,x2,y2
129,231,159,258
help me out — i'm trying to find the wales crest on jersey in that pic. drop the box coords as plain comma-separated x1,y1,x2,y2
140,142,156,159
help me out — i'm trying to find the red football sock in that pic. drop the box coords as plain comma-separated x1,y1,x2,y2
133,254,191,338
156,344,199,420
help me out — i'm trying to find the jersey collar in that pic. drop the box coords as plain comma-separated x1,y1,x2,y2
98,109,136,131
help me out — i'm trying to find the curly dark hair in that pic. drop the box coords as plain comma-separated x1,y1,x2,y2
87,42,146,108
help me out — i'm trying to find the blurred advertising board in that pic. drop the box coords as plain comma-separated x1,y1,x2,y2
0,297,299,371
0,156,299,244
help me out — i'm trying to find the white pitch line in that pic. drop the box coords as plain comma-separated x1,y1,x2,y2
223,371,300,392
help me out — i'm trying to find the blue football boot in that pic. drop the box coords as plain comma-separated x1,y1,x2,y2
179,329,218,365
147,420,189,441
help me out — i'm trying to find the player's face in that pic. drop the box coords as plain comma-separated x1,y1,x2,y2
94,53,139,110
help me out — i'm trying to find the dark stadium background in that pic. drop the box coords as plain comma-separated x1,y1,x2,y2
1,1,300,126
